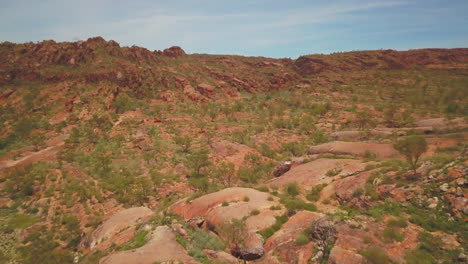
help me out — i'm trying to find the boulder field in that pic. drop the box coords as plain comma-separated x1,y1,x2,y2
171,187,286,260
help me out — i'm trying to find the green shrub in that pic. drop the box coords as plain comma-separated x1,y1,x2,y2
280,142,307,157
270,205,281,210
258,215,289,239
404,249,436,264
280,196,317,213
119,230,149,250
382,227,404,243
295,233,310,246
222,201,229,207
8,214,37,229
306,183,326,201
359,247,392,264
113,93,138,113
250,209,260,216
285,182,300,197
394,135,428,174
326,168,339,177
191,229,225,251
387,218,407,228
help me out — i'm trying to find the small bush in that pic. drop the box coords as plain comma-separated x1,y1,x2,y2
191,229,225,251
120,230,149,250
404,249,435,264
382,227,405,243
295,233,310,246
359,247,392,264
250,209,260,216
243,196,250,202
270,205,281,210
326,168,339,177
306,183,326,202
222,201,229,207
387,218,407,228
258,215,289,239
285,182,300,197
280,196,317,213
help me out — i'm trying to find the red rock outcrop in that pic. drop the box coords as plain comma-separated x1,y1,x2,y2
171,188,285,260
163,46,186,58
80,207,155,251
99,226,199,264
308,141,398,158
267,158,370,189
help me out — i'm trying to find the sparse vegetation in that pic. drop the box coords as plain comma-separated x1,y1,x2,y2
394,136,428,175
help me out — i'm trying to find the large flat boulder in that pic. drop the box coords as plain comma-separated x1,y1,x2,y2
308,141,398,158
267,159,369,189
80,207,155,251
414,117,465,128
320,170,374,202
99,226,199,264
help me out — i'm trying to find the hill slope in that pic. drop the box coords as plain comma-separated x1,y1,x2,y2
0,37,467,264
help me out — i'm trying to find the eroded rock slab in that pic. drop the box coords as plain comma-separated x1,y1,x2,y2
308,141,398,158
80,207,155,251
267,158,369,189
99,226,199,264
172,188,285,260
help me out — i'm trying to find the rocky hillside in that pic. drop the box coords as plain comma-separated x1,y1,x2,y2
0,37,467,264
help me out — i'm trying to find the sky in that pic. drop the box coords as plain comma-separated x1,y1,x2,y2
0,0,467,58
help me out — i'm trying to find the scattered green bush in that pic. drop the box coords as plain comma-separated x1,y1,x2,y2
359,247,392,264
382,227,405,243
285,182,300,197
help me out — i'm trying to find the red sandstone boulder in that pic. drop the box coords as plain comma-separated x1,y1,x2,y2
80,207,154,251
267,158,370,189
163,46,186,58
308,141,398,158
171,188,285,260
99,226,199,264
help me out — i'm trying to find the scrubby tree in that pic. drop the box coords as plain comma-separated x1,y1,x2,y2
186,148,211,178
213,161,236,187
394,136,427,175
174,135,192,153
219,218,247,259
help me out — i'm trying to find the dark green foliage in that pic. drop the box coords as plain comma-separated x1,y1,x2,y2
306,183,327,201
367,199,401,220
280,141,307,157
113,93,138,113
404,232,461,264
174,135,192,153
295,233,310,245
119,230,149,250
382,227,405,243
238,160,274,184
258,215,289,239
185,148,211,178
387,218,407,228
19,232,74,264
359,247,392,264
190,229,225,251
280,196,317,214
285,182,300,197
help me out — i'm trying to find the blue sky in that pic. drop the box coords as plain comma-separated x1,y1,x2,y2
0,0,467,58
